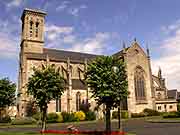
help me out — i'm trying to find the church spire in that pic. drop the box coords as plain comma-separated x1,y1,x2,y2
158,67,162,79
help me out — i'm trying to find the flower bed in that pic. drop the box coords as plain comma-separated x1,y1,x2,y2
41,130,127,135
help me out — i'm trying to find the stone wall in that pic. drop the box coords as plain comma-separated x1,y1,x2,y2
125,43,154,113
25,59,95,113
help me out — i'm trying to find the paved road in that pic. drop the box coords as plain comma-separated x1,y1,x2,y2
0,119,180,135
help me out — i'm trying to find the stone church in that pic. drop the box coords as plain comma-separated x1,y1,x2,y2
17,8,177,117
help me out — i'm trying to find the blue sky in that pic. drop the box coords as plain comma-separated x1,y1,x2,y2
0,0,180,90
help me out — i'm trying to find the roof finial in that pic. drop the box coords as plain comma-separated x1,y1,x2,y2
134,37,137,42
158,66,162,79
146,44,150,58
123,41,126,49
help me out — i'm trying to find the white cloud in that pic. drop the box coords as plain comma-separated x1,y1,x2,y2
45,24,74,41
0,18,19,59
56,1,87,17
68,8,79,17
7,0,23,8
161,19,180,35
152,20,180,90
63,35,76,44
68,32,110,54
0,33,18,58
79,5,87,9
45,25,112,55
68,5,87,17
56,1,70,11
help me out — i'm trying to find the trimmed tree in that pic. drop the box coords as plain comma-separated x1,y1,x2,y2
0,78,16,120
85,56,128,133
27,64,65,132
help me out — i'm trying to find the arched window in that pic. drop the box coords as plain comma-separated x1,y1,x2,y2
134,66,146,101
56,97,61,112
35,22,39,37
157,92,161,99
76,92,81,111
30,21,33,37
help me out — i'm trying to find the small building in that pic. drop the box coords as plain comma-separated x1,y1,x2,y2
153,69,177,112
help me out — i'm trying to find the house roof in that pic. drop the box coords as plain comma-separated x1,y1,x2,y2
177,92,180,99
167,89,177,99
43,48,99,62
26,48,100,63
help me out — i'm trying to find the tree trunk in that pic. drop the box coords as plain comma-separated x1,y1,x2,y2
0,108,2,121
118,106,121,130
41,105,47,133
105,104,111,134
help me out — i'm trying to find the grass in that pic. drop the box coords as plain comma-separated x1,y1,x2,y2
0,120,99,128
147,117,180,123
0,116,161,128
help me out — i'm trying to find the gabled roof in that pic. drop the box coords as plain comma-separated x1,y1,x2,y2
127,41,148,57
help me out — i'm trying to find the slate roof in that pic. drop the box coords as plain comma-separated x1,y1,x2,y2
112,47,129,57
177,92,180,100
167,89,177,99
26,48,100,63
72,79,87,90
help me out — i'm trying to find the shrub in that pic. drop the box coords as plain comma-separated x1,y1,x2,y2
61,112,76,122
11,117,36,125
121,111,129,119
32,112,41,121
85,111,96,121
143,108,160,116
0,115,11,123
112,111,118,119
74,111,86,121
112,110,129,119
56,112,63,123
131,112,146,118
163,112,180,118
47,112,58,123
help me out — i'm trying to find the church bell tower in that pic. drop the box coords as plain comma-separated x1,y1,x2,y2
18,9,46,116
20,8,46,53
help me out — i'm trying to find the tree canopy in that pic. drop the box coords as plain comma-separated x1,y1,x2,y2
0,78,16,109
86,56,128,108
27,64,65,131
85,56,128,132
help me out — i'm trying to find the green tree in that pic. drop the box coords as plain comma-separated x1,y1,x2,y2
27,64,65,132
25,99,38,117
85,56,128,133
0,78,16,119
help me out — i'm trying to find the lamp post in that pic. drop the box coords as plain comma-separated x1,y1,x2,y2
112,66,122,131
